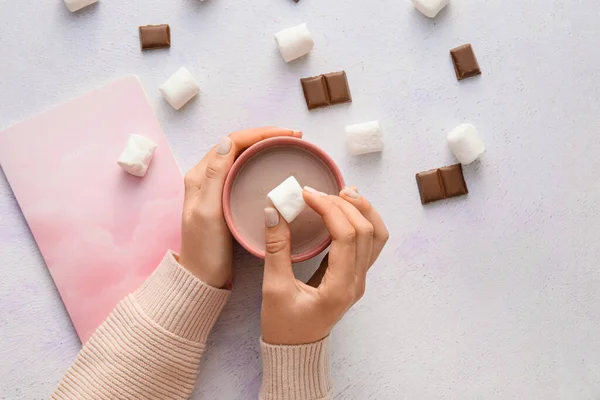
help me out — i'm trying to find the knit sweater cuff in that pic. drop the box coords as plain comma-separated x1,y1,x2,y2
133,251,230,343
260,336,332,400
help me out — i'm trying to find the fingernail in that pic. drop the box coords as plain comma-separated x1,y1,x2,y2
217,137,232,155
265,207,279,228
343,187,360,199
292,130,302,136
304,186,328,196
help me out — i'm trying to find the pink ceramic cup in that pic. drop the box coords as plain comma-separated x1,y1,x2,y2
223,137,345,263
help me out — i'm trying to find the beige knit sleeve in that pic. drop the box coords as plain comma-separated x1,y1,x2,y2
52,251,230,400
260,337,333,400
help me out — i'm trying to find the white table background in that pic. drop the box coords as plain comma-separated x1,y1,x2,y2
2,0,600,398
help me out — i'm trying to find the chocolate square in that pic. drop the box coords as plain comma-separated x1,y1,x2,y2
416,169,445,204
416,164,468,204
139,24,171,50
439,164,468,198
450,44,481,81
324,71,352,104
301,76,330,110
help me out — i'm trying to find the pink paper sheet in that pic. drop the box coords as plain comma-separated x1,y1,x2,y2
0,76,184,343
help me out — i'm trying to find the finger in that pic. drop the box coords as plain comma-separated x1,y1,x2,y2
339,187,389,267
197,127,302,185
184,127,302,194
303,187,356,290
263,207,295,288
199,137,236,206
230,127,302,155
329,196,373,283
183,147,215,197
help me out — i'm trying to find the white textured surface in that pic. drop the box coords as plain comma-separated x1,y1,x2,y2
1,0,600,399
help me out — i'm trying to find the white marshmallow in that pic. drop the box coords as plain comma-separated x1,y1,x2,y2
64,0,98,12
267,176,307,223
346,121,384,155
447,123,486,165
159,67,200,110
412,0,449,18
274,23,314,63
117,134,158,177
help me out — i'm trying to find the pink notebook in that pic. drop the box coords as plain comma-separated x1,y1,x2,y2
0,76,184,343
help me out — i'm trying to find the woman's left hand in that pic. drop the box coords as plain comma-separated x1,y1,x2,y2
178,127,302,288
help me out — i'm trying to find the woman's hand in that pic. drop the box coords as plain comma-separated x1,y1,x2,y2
261,187,389,345
178,127,302,288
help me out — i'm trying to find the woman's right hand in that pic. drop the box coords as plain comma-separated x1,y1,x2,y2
261,187,389,345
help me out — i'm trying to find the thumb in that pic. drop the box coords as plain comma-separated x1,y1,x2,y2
263,207,295,285
200,137,235,203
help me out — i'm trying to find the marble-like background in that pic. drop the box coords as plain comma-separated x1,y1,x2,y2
1,0,600,398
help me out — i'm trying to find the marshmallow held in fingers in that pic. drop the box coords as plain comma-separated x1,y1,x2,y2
267,176,307,223
117,134,158,177
64,0,98,12
447,123,486,165
159,67,200,110
275,23,314,63
412,0,449,18
346,121,384,155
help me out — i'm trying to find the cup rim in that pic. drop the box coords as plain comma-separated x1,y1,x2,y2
222,137,345,263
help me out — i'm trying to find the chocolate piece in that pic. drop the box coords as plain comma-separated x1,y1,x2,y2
301,71,351,110
439,164,468,198
139,24,171,50
450,44,481,81
324,71,352,104
301,76,330,109
416,169,445,204
416,164,468,204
